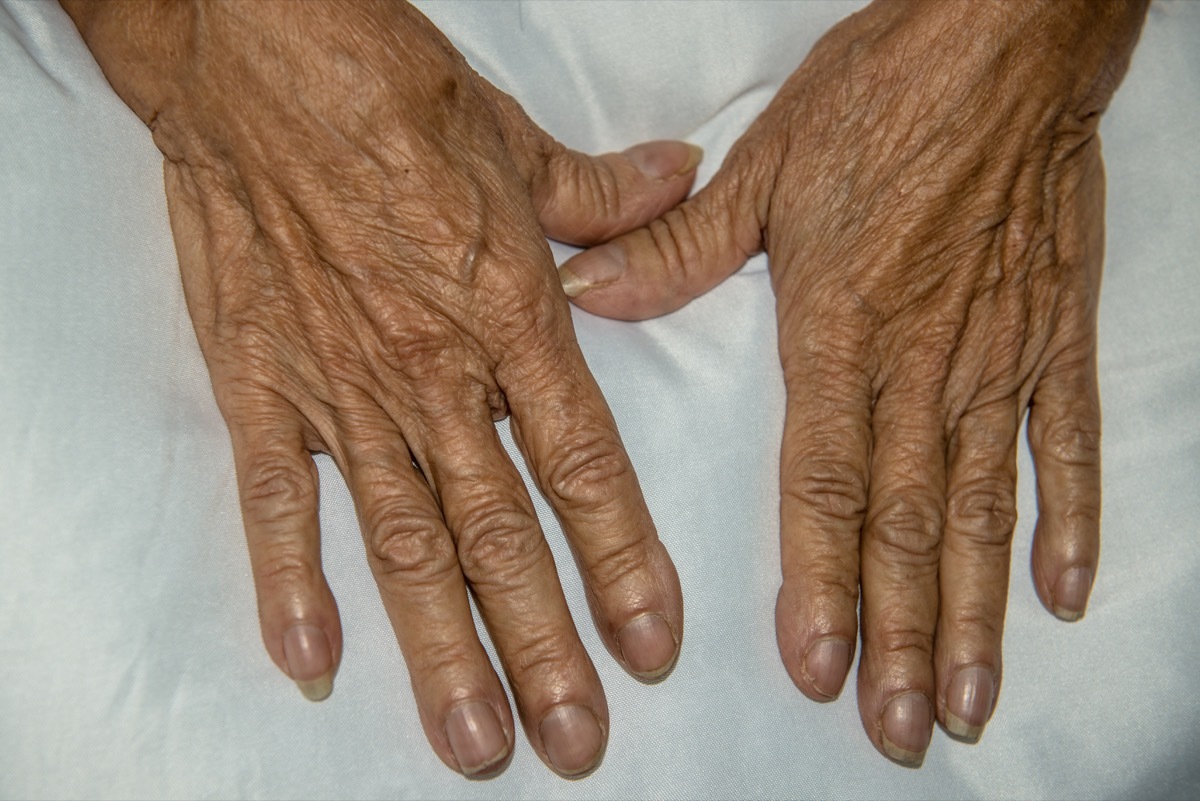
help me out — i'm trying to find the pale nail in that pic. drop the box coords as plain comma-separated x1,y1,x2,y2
283,624,334,702
1053,566,1093,622
445,700,509,778
803,638,851,700
945,666,995,743
558,243,626,298
617,614,678,680
880,692,932,768
623,141,703,180
539,704,604,778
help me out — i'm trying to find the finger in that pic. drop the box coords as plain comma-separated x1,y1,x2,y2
1027,340,1102,622
555,140,772,321
417,396,608,779
935,399,1020,744
534,139,703,245
339,411,514,779
857,370,946,768
226,401,342,703
483,80,702,245
773,312,872,704
499,338,683,684
164,161,343,701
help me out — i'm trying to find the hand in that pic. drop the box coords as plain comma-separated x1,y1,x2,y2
63,0,698,779
560,0,1146,766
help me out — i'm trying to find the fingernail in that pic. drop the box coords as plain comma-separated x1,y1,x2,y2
945,666,995,743
445,700,509,778
283,624,334,702
559,243,626,298
617,614,678,680
880,692,932,768
1053,566,1093,622
539,704,604,778
623,141,703,180
803,637,851,700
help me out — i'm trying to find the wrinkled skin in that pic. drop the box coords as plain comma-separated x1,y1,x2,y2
563,0,1147,767
63,0,698,780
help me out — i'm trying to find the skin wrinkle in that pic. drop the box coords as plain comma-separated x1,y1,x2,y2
63,0,708,778
573,535,652,600
561,1,1146,762
67,0,1146,775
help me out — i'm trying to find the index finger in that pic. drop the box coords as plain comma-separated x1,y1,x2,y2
773,309,872,703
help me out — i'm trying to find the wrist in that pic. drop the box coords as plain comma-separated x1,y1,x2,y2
60,0,196,126
874,0,1147,118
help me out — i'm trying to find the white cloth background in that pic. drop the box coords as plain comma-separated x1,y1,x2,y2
2,1,1197,798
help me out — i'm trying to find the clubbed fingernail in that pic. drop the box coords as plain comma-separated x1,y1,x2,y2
1053,566,1093,622
803,637,851,700
539,704,604,778
945,666,995,743
617,614,678,680
623,141,704,180
445,700,509,778
559,244,626,298
880,692,932,768
283,624,334,702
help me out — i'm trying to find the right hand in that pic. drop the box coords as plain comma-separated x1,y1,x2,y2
62,0,697,779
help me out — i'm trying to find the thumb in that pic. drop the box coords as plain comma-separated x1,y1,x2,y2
483,80,703,245
557,149,766,321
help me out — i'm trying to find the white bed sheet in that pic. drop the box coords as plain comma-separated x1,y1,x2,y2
2,1,1197,798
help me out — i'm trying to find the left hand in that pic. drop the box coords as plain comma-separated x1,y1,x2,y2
558,0,1146,766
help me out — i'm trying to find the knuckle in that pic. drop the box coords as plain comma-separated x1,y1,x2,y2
645,210,698,299
412,640,483,682
946,477,1017,547
378,315,465,383
366,502,454,581
794,559,861,608
455,499,544,581
253,547,315,592
870,622,935,662
783,464,868,524
1048,500,1101,531
867,493,942,564
942,602,1003,644
506,629,579,685
583,536,650,595
542,430,629,511
1031,414,1101,468
239,459,313,523
547,152,625,234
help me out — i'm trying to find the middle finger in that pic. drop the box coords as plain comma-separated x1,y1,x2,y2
858,360,947,768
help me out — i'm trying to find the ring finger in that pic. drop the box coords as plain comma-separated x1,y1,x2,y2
339,405,515,779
